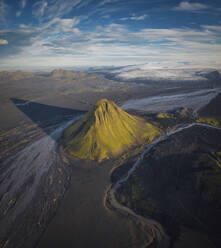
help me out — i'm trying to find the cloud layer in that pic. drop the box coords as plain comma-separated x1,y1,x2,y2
0,0,221,69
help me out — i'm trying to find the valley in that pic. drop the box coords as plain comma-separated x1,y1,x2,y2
0,70,221,248
1,0,221,247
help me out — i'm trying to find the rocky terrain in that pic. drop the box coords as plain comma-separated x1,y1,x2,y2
0,71,34,81
115,93,221,248
0,69,221,248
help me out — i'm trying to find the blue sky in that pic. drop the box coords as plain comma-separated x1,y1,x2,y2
0,0,221,69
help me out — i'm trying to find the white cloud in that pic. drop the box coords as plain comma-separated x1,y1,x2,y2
19,24,29,29
53,18,81,33
32,0,86,20
39,17,81,34
202,25,221,32
59,18,80,27
33,0,48,18
120,14,148,21
1,21,221,69
16,0,27,17
14,17,81,39
131,14,148,21
16,11,22,17
173,2,209,12
0,39,8,45
120,17,128,21
102,14,110,19
21,0,27,9
98,0,118,7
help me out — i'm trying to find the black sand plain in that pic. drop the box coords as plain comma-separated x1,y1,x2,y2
0,71,220,248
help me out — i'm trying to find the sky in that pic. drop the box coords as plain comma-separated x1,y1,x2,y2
0,0,221,69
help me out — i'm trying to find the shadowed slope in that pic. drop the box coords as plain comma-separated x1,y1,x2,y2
116,125,221,247
199,92,221,120
11,98,85,139
63,99,162,161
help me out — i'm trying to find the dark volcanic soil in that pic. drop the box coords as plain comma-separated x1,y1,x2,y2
0,74,155,248
1,72,221,248
199,92,221,120
37,159,150,248
116,125,221,248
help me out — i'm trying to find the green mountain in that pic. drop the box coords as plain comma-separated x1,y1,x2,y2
63,99,162,161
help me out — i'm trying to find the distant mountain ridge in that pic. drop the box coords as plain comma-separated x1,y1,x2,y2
63,99,161,161
0,70,34,81
50,69,86,79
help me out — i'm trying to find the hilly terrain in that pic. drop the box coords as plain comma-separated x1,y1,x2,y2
114,93,221,247
63,99,162,161
0,70,34,81
50,69,86,79
115,99,221,248
1,68,221,248
198,92,221,124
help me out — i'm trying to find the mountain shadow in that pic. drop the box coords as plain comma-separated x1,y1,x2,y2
11,98,85,139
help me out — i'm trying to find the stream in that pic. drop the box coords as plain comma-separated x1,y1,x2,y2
107,122,221,248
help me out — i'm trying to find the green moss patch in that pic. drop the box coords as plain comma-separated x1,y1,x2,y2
63,99,162,161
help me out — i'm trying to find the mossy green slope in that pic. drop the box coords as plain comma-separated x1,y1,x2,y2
64,99,161,161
